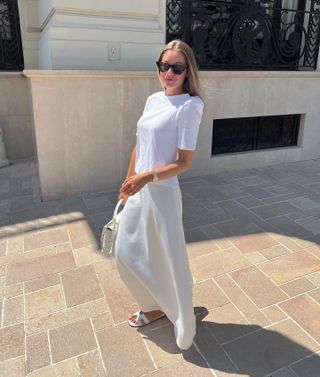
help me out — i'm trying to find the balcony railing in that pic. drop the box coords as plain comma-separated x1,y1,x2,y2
166,0,320,70
0,0,24,71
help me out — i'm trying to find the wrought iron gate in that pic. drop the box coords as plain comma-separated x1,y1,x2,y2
0,0,24,71
166,0,320,70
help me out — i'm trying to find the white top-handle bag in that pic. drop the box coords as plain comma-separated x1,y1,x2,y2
100,199,124,256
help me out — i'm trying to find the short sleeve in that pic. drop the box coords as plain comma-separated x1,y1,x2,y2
177,98,204,150
136,96,151,136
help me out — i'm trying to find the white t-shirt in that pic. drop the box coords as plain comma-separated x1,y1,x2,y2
135,91,204,187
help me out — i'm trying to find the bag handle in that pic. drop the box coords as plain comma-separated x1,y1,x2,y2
113,199,124,220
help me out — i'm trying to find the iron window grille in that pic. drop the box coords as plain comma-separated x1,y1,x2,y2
0,0,24,71
212,114,300,154
166,0,320,70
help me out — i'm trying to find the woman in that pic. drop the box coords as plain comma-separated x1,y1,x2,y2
115,39,204,350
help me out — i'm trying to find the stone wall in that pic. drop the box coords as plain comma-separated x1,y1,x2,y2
0,73,35,160
25,70,320,200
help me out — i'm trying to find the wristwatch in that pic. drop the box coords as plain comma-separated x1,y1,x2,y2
151,170,159,182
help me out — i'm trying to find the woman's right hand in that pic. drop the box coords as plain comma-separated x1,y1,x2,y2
118,191,129,205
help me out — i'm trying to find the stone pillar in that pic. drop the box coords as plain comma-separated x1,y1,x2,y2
37,0,166,70
17,0,41,69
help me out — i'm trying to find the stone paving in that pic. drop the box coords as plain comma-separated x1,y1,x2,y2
1,158,320,377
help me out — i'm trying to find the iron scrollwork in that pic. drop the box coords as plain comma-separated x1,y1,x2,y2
212,114,300,155
0,0,24,71
167,0,320,70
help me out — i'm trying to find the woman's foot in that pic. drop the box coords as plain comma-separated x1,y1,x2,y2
128,310,165,327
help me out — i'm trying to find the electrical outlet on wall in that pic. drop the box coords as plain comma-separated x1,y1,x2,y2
108,44,121,61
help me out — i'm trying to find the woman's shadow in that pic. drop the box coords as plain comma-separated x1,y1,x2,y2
139,307,320,377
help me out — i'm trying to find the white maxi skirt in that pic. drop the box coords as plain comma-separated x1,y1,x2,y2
115,182,195,350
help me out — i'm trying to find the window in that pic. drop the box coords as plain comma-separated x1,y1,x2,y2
166,0,320,70
212,114,300,155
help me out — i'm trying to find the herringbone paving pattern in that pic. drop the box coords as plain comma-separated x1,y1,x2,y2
1,159,320,376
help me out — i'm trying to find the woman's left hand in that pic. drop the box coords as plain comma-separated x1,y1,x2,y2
119,172,152,197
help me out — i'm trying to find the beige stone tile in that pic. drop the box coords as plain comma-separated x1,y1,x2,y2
229,232,278,253
307,272,320,287
143,325,183,368
0,300,2,327
26,332,50,373
73,244,113,268
306,245,320,259
280,277,316,297
186,239,220,259
4,283,23,299
244,251,267,264
261,305,287,323
190,247,251,282
6,249,76,285
3,296,24,326
214,372,250,377
67,219,97,250
259,250,320,285
93,259,115,274
295,238,318,248
0,239,6,257
280,294,320,343
260,244,290,260
251,202,299,219
144,358,213,377
61,265,103,308
230,266,288,308
27,359,79,377
96,322,154,377
92,312,113,331
15,243,68,265
25,285,65,320
193,279,229,312
24,274,61,294
192,317,242,375
270,234,303,252
0,277,4,299
0,266,4,277
308,288,320,304
24,227,69,251
1,356,25,377
0,254,14,268
215,274,270,327
214,237,234,250
291,352,320,377
268,367,299,377
77,350,107,377
99,269,137,324
0,324,24,362
223,319,319,377
204,303,253,344
50,318,97,363
26,297,109,335
7,234,23,255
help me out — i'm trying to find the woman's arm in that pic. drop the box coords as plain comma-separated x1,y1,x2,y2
126,146,136,178
119,149,194,198
119,146,136,203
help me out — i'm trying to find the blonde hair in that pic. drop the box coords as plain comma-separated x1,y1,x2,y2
157,40,201,98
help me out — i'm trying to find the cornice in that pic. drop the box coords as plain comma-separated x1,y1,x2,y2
22,70,158,79
40,7,159,31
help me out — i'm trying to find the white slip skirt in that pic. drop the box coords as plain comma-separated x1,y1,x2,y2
115,182,196,350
